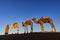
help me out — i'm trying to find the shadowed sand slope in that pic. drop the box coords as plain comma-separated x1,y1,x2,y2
0,32,60,40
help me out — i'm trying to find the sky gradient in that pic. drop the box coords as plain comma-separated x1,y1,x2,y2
0,0,60,35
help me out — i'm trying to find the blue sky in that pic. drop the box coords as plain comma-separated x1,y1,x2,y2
0,0,60,35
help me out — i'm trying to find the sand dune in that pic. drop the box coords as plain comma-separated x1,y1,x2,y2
0,32,60,40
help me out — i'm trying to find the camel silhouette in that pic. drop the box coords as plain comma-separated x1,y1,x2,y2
32,16,56,32
22,20,33,33
10,22,20,34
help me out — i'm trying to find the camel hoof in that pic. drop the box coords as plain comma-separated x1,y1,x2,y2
27,31,28,33
30,32,32,33
50,31,56,32
41,31,47,32
44,31,48,32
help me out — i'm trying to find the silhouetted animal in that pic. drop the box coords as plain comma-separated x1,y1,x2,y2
32,16,56,32
10,22,20,34
22,20,33,33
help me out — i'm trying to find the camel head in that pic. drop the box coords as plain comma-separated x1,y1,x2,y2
22,22,27,27
32,18,38,24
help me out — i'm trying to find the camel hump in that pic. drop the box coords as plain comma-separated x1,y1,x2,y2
41,16,49,19
26,20,32,22
14,22,18,25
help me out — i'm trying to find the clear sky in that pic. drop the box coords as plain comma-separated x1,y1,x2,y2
0,0,60,35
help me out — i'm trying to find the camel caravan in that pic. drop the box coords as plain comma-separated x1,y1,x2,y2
5,16,56,35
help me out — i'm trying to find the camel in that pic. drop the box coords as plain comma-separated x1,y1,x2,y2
10,22,20,34
22,20,33,33
5,25,9,35
32,16,56,32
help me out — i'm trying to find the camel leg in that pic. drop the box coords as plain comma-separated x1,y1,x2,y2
50,22,56,32
41,24,45,32
17,28,19,34
24,27,27,33
30,25,33,33
12,28,16,34
26,27,28,33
